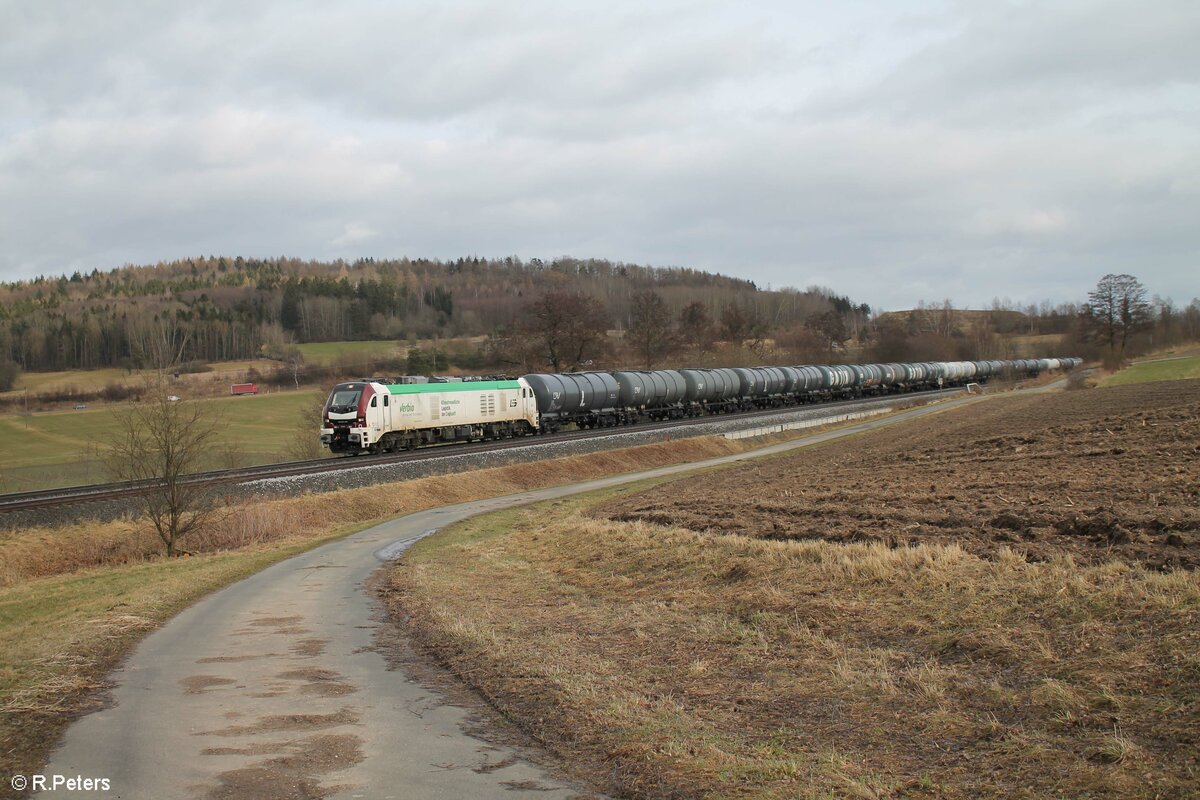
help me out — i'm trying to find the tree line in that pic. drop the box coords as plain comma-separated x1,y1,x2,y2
2,256,1194,396
0,254,864,384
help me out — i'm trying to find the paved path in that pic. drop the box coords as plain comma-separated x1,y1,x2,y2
40,393,987,799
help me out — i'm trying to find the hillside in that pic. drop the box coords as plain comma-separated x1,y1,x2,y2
0,255,859,374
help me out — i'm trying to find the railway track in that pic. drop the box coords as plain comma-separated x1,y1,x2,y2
0,388,963,514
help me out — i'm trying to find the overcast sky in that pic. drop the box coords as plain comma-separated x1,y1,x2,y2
1,1,1196,310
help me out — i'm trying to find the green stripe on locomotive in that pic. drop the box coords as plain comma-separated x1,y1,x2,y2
384,380,522,395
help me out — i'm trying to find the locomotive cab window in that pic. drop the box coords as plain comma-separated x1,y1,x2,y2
329,389,361,411
370,397,377,408
383,395,389,406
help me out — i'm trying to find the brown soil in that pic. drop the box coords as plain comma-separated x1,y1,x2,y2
274,668,357,697
180,675,237,694
196,653,284,663
600,380,1200,571
204,733,362,800
202,709,359,737
290,638,328,658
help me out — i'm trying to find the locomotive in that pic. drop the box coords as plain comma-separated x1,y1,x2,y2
319,357,1081,455
320,377,539,453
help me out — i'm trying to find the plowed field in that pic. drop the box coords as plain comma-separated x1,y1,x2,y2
601,380,1200,571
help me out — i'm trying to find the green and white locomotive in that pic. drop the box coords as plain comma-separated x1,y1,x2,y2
320,377,540,454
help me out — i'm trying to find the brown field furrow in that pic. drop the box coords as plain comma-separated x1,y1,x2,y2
599,381,1200,571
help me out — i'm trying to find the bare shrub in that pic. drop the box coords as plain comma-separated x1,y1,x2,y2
104,384,221,556
1065,370,1092,391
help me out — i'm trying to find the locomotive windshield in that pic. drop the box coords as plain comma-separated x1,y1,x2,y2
329,389,361,412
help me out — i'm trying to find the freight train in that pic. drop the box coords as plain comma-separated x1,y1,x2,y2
319,357,1082,454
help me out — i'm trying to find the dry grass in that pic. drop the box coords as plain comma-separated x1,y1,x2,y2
1,423,888,796
387,497,1200,799
0,436,743,588
1,403,921,589
0,395,966,799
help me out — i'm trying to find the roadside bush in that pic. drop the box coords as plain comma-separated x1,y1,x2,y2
261,361,339,388
99,382,145,402
0,358,20,391
1065,370,1092,391
175,360,213,375
33,384,86,404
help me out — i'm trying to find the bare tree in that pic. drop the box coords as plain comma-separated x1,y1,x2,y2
677,301,715,354
0,357,19,391
805,311,847,361
626,290,676,368
484,328,540,374
1087,273,1150,362
284,395,330,461
260,325,304,389
1182,299,1200,342
105,386,220,556
521,291,610,371
912,299,957,338
777,325,827,362
719,301,767,350
129,314,191,373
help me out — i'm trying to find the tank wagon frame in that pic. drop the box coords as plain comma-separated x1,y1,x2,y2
320,357,1082,454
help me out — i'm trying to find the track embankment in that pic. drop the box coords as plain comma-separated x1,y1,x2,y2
0,389,954,529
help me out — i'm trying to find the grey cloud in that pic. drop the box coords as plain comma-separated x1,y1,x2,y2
824,0,1200,125
0,1,1196,310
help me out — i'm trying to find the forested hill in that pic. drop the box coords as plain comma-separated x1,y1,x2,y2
0,255,865,372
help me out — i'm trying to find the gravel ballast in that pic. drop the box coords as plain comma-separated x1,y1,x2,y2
4,391,959,529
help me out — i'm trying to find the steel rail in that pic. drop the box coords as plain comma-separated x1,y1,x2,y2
0,388,962,513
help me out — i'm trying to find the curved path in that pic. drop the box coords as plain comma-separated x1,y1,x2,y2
39,394,984,799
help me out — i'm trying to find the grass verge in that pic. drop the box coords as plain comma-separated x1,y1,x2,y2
1103,355,1200,387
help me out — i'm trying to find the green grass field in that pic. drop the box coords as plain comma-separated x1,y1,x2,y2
295,340,406,363
0,390,324,492
2,368,131,397
1103,355,1200,386
295,337,486,365
1,360,282,401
